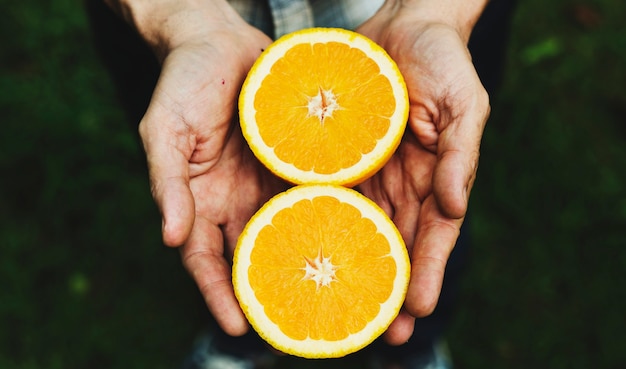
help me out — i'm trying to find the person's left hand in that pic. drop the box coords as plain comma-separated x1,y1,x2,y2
356,3,490,345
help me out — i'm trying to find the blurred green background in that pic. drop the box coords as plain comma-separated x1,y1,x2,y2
1,0,625,368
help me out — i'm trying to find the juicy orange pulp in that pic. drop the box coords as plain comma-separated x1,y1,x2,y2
254,42,396,175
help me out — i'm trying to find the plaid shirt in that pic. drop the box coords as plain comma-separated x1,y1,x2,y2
229,0,384,39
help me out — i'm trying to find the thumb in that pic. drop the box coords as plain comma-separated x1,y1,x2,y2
432,147,479,219
433,92,489,219
139,114,195,247
383,310,416,345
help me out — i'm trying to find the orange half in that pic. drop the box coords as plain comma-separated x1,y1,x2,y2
233,184,410,358
239,28,409,187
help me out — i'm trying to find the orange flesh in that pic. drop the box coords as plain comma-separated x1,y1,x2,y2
248,196,396,341
254,42,396,174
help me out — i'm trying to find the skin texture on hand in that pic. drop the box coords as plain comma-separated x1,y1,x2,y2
356,1,490,345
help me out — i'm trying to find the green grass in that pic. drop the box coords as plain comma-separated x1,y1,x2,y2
1,1,625,368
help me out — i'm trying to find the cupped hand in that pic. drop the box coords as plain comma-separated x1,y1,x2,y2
356,7,490,344
138,20,287,336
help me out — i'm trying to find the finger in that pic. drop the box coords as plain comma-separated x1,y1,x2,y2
432,147,478,219
404,197,462,317
388,139,436,253
181,215,249,336
383,309,416,345
139,115,195,247
433,89,489,219
155,174,195,246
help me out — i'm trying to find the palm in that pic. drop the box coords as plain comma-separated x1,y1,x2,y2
356,17,489,344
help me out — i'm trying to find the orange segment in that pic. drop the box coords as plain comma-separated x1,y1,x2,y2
233,185,410,358
239,28,409,186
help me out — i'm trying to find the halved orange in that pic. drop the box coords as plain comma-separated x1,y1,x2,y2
233,184,410,358
239,28,409,187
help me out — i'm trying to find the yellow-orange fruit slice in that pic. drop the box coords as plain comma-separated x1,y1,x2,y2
233,184,410,358
239,28,409,186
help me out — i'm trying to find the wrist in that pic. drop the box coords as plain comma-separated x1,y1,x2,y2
104,0,244,60
384,0,488,42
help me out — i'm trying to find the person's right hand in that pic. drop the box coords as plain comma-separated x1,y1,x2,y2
132,3,288,336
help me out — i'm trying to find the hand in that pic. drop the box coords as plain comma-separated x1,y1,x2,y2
356,2,490,345
137,7,287,336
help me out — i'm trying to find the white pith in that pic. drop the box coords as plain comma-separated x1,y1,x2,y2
307,88,339,124
303,250,338,288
